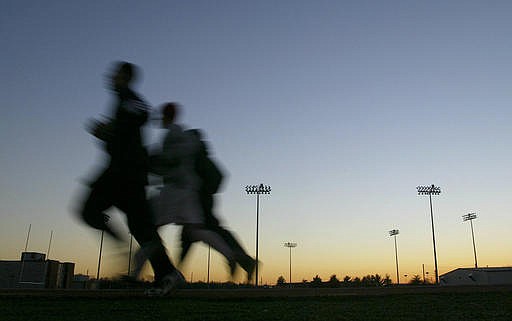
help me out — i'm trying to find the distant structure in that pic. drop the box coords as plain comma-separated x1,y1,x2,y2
0,252,75,289
440,267,512,286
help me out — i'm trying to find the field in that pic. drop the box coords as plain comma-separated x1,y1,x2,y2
1,286,511,321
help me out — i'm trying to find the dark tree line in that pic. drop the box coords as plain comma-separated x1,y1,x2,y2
276,273,433,287
276,274,394,287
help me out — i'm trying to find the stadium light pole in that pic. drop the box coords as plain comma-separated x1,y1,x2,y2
96,230,104,280
388,229,400,285
245,183,271,287
127,234,133,277
46,230,53,260
96,215,110,280
24,224,31,252
207,245,211,287
462,213,478,268
417,184,441,284
284,242,297,287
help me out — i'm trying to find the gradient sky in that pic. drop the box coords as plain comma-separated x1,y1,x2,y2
2,0,512,284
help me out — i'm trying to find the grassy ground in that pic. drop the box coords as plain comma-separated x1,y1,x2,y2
1,290,511,321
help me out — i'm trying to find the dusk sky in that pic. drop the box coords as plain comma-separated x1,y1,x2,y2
2,1,512,284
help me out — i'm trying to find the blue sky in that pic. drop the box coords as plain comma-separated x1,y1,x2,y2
1,0,512,284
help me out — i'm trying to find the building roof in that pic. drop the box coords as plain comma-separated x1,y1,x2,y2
441,267,512,276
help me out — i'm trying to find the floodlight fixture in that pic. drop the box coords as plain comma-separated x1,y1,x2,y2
463,213,477,221
417,185,441,195
245,184,272,195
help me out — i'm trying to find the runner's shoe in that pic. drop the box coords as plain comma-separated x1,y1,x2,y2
145,270,185,297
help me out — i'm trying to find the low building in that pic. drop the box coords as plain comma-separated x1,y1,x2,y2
0,252,75,289
440,267,512,286
71,274,92,289
0,261,20,288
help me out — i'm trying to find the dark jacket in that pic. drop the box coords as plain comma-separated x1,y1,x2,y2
105,87,149,184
